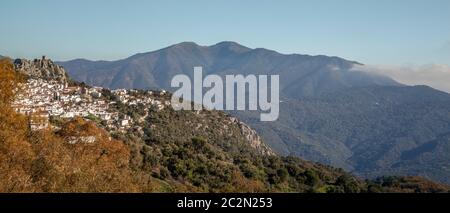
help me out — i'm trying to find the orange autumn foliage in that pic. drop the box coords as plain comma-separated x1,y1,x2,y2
0,59,153,192
0,58,35,192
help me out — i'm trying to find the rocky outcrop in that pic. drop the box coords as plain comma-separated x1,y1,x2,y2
229,117,275,156
14,56,69,83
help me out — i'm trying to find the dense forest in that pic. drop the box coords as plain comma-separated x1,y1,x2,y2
1,58,449,193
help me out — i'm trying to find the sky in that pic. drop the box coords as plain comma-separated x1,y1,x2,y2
0,0,449,66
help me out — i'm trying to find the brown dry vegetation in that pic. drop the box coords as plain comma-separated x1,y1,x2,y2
2,58,450,193
0,59,153,192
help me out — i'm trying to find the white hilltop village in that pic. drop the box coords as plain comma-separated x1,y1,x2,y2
11,56,170,132
9,56,270,154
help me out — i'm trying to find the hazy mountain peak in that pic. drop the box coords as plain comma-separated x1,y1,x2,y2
58,41,399,91
170,41,203,49
63,58,96,63
248,47,282,56
213,41,242,46
212,41,251,51
205,42,250,56
168,41,253,54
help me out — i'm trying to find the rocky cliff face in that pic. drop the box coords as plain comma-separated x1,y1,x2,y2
14,56,69,82
229,117,275,156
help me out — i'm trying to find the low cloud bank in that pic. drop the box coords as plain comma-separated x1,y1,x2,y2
352,64,450,93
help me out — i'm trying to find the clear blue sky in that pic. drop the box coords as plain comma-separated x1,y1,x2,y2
1,0,449,65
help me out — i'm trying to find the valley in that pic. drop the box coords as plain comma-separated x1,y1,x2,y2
2,56,448,192
57,41,450,184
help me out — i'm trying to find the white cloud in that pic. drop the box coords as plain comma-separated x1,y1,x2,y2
351,64,450,93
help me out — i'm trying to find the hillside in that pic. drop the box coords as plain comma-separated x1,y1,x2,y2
235,85,450,184
0,58,366,192
58,41,450,184
4,57,449,192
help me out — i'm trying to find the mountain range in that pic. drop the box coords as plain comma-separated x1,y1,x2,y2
4,55,449,192
57,41,450,184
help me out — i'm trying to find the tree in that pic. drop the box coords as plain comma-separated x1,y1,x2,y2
304,169,320,187
335,175,361,193
0,58,23,105
277,168,289,183
0,58,35,192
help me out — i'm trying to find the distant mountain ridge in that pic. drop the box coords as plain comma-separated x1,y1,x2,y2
58,41,450,184
58,41,399,97
7,56,449,192
10,55,444,193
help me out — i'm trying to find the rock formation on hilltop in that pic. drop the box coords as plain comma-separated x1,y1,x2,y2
14,56,69,82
